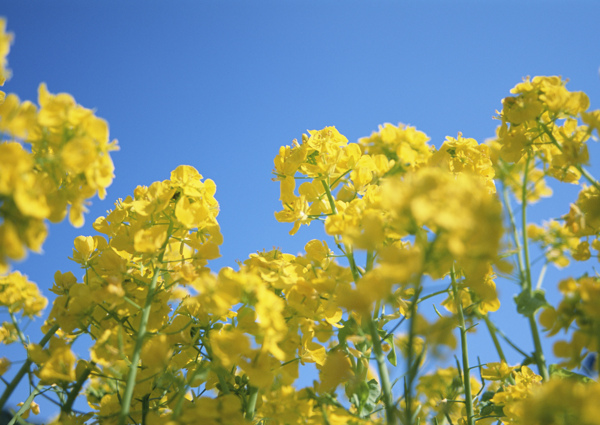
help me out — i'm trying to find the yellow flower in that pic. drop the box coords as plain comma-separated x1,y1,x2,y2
481,361,515,381
502,91,544,125
565,185,600,237
0,18,13,86
382,166,503,282
37,338,77,385
359,123,432,172
16,401,39,420
304,239,332,266
429,133,496,193
209,327,251,368
0,271,47,316
140,334,172,374
274,194,311,235
0,357,10,375
134,224,169,253
517,379,600,425
491,366,542,423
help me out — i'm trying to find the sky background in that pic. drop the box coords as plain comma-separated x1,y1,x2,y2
2,0,600,420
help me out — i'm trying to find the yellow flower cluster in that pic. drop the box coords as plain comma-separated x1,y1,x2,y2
0,18,12,92
0,270,47,373
540,275,600,369
488,366,543,424
0,18,117,274
0,79,118,273
479,363,600,425
40,163,400,423
38,165,225,421
527,220,582,268
515,379,600,425
0,270,47,317
0,20,120,399
415,366,482,424
4,15,600,424
496,76,590,170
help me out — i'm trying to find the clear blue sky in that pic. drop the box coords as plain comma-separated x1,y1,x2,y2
2,0,600,419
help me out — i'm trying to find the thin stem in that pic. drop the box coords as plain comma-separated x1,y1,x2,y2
368,318,395,425
528,316,549,379
216,369,231,395
520,156,549,381
345,244,361,284
535,263,547,291
322,177,360,284
245,385,259,420
451,266,474,425
366,250,375,273
141,394,150,425
118,222,173,425
373,299,382,320
501,184,525,285
520,156,533,294
7,383,43,425
576,164,600,191
0,323,60,411
494,325,530,359
8,312,27,346
321,178,338,215
416,288,451,305
62,361,95,414
482,315,506,363
404,286,423,425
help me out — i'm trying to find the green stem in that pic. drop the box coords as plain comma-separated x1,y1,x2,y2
501,185,526,285
368,318,395,425
141,394,150,425
9,312,27,346
366,250,375,272
7,383,43,425
404,286,422,425
528,316,549,379
62,361,95,414
216,369,231,395
493,324,530,359
576,164,600,191
535,264,547,291
322,177,360,284
416,288,451,305
0,323,60,411
520,156,549,381
321,178,338,215
482,315,506,363
451,266,474,425
245,385,259,420
118,223,173,425
373,299,381,320
521,156,533,294
345,244,361,284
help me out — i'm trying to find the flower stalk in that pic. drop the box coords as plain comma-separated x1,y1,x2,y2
118,223,173,425
451,266,474,425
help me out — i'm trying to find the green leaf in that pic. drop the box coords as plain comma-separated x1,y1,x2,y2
514,289,549,317
337,317,357,346
549,364,594,383
362,379,381,413
351,378,382,416
385,334,397,367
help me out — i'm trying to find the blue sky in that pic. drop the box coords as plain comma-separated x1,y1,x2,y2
2,0,600,419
